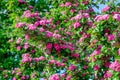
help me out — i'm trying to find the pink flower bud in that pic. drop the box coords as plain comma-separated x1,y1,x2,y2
107,34,115,41
94,65,99,71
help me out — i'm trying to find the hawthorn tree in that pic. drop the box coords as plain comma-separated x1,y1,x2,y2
1,0,120,80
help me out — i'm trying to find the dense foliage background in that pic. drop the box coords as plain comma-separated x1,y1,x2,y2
1,0,120,80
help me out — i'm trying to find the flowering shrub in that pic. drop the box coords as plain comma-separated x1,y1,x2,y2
1,0,120,80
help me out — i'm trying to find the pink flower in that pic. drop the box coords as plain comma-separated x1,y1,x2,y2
104,71,112,78
22,53,32,63
68,65,76,71
73,22,81,29
93,65,99,71
24,42,29,50
109,60,120,72
53,34,61,39
12,77,16,80
102,6,110,12
32,12,39,17
72,14,83,20
115,65,120,72
109,60,118,69
66,75,72,80
16,22,25,28
61,73,66,78
48,60,56,64
27,24,37,30
102,14,109,20
34,21,40,27
28,5,33,9
65,2,72,7
55,61,61,67
16,38,22,44
39,19,47,26
70,9,75,13
22,10,32,18
83,13,90,18
39,56,45,60
25,34,29,40
94,14,109,22
60,63,65,67
49,74,60,80
60,44,67,49
46,42,53,52
46,31,53,38
16,46,22,51
113,14,120,21
83,65,88,69
71,53,80,58
39,27,45,32
21,76,26,80
54,43,60,52
107,34,115,41
33,58,40,62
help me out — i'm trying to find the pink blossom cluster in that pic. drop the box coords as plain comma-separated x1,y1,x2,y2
73,22,81,29
113,14,120,22
93,65,99,71
71,53,80,58
107,34,115,41
49,74,60,80
22,10,39,18
46,42,75,53
16,22,25,28
102,6,110,12
24,42,29,50
48,60,65,67
109,60,120,72
71,13,90,21
68,64,76,71
22,53,32,63
16,38,22,44
103,71,112,79
94,14,109,22
33,56,45,62
27,24,37,30
60,2,79,7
